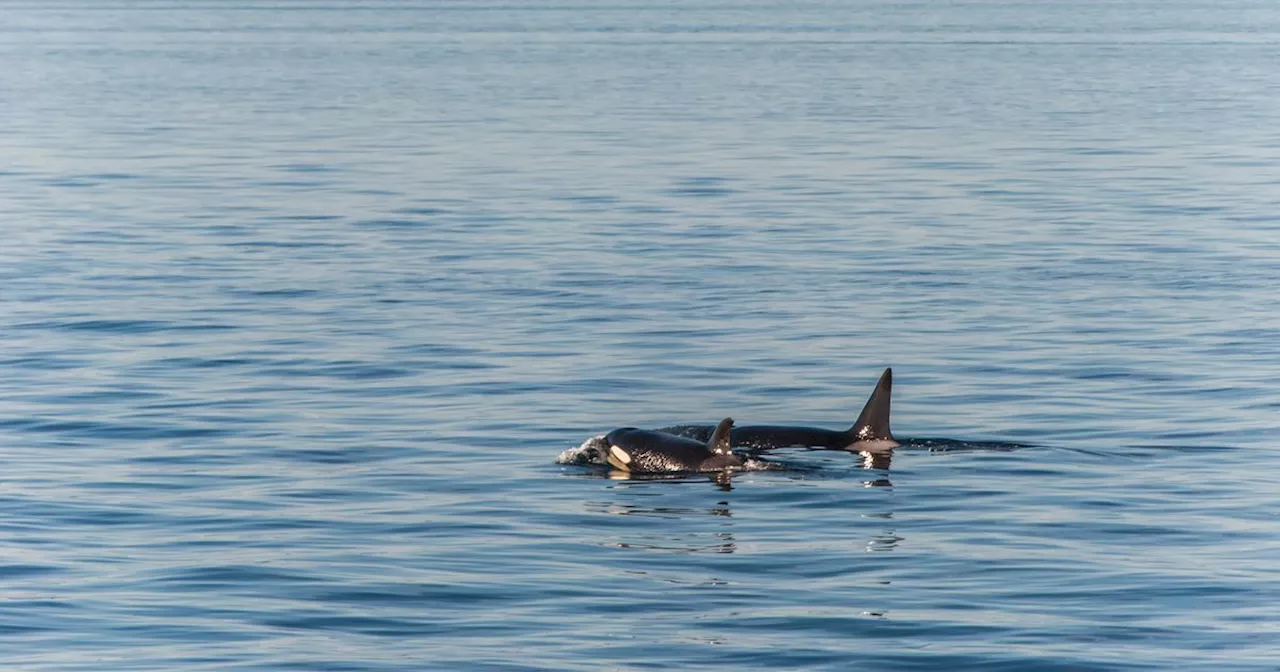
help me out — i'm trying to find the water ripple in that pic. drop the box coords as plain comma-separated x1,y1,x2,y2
3,1,1280,670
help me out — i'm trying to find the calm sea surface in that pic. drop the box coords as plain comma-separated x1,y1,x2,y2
3,1,1279,669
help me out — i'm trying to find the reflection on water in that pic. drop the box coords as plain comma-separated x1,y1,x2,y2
863,509,900,553
587,500,733,519
606,532,737,555
904,438,1032,452
584,476,903,559
588,499,737,554
867,531,904,552
858,449,893,471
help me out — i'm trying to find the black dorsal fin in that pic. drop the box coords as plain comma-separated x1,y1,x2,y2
847,368,894,444
707,417,734,455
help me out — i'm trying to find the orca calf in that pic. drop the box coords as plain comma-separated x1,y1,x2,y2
602,417,742,473
656,368,898,452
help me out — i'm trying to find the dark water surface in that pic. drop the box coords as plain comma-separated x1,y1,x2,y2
3,1,1279,669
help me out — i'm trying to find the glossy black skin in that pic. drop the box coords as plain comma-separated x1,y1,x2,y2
656,424,850,452
603,419,740,473
657,367,897,453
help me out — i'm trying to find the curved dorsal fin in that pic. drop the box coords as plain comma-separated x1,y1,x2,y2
847,368,893,443
707,417,734,455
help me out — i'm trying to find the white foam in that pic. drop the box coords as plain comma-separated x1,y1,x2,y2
556,435,608,465
740,457,784,472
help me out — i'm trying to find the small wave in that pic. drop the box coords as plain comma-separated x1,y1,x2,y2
556,436,607,465
740,456,785,471
903,437,1032,452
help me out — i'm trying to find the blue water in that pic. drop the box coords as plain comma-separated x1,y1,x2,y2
3,1,1280,669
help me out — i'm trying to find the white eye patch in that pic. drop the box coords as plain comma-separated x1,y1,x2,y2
607,445,633,471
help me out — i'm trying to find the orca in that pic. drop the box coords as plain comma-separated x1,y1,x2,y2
602,417,742,474
656,368,898,452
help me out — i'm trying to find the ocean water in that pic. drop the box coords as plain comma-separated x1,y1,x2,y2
3,1,1279,669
